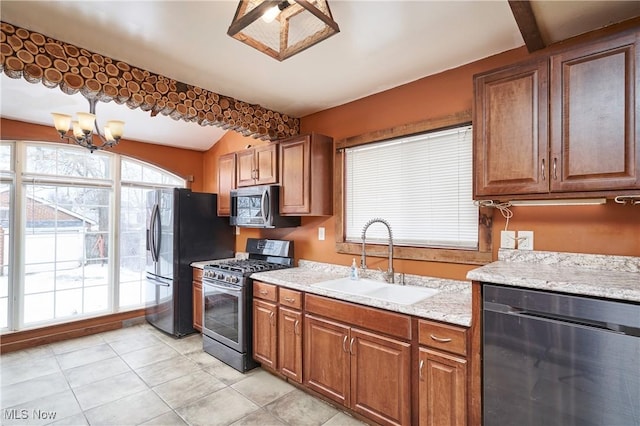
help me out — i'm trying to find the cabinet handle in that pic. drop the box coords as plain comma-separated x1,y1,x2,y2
553,157,558,180
342,335,348,353
269,311,274,325
349,337,355,355
430,334,452,343
294,320,300,335
541,158,545,181
284,297,296,303
259,289,268,295
419,359,424,381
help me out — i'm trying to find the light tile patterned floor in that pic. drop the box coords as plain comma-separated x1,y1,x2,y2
0,323,367,426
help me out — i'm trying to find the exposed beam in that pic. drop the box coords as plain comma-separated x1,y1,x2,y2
508,0,546,52
0,21,299,141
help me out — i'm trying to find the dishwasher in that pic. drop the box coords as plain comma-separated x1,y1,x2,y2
483,284,640,426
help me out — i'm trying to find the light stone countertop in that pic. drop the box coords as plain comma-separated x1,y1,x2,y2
466,249,640,303
251,260,473,327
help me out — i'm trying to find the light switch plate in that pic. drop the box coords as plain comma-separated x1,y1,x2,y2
500,230,516,249
318,227,325,241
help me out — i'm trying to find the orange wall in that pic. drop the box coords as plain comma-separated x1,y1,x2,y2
204,42,639,281
5,30,639,281
1,118,207,191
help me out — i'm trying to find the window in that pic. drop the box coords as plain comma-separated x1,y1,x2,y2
1,141,185,331
345,125,477,249
119,158,183,309
335,114,492,265
0,143,14,329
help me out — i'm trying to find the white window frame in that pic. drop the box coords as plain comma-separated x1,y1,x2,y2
1,141,186,332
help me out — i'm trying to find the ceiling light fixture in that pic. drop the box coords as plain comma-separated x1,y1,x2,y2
51,98,125,153
228,0,340,61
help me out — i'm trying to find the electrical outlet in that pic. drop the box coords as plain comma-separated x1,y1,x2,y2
500,230,516,249
235,226,240,235
518,230,534,250
318,227,325,241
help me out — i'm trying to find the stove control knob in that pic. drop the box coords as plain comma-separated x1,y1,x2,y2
230,276,239,284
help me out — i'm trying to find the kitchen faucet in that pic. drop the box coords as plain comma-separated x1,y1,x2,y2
361,218,394,283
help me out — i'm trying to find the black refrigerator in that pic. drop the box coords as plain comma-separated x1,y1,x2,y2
145,188,234,337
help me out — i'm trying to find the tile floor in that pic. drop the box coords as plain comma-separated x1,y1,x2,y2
0,323,367,426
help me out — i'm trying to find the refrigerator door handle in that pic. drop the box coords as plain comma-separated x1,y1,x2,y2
149,203,160,262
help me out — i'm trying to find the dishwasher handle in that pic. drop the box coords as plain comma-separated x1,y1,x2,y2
487,301,640,337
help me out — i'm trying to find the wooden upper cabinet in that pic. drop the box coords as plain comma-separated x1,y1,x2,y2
549,33,639,192
474,29,640,200
279,133,333,216
217,152,236,216
237,144,278,187
473,59,549,197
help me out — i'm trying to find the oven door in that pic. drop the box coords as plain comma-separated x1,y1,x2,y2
202,279,245,353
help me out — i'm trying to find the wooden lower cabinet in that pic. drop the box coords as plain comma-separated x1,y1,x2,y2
304,314,412,426
418,348,467,426
304,315,351,406
351,328,412,426
192,268,203,332
278,307,303,383
253,299,277,370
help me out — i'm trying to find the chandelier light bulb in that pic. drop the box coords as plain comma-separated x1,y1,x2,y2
76,112,96,133
262,5,280,23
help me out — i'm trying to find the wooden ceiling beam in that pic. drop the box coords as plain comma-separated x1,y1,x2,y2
0,21,299,141
508,0,546,52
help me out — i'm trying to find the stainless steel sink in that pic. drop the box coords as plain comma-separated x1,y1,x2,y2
312,277,438,305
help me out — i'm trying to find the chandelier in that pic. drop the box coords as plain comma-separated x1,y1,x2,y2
51,98,125,153
228,0,339,61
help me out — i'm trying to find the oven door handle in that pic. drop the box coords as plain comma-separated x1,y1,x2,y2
203,280,243,295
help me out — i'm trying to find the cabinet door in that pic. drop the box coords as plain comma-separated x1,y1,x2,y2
279,135,310,214
474,60,549,197
192,279,202,332
350,328,412,426
254,144,278,185
304,314,351,407
217,152,236,216
278,307,303,383
419,347,467,426
236,148,256,187
550,34,639,192
253,299,277,370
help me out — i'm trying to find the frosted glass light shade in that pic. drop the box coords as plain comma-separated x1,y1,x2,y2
76,112,96,132
72,121,84,139
106,120,125,139
51,113,72,133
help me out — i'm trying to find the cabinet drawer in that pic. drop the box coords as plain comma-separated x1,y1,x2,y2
279,288,303,310
193,268,203,281
254,281,278,302
418,319,467,357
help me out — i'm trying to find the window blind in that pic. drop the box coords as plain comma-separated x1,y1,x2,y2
345,125,478,249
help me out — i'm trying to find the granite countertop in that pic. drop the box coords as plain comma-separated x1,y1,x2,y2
467,249,640,303
251,260,472,327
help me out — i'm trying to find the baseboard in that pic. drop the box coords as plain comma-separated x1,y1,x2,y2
0,309,145,353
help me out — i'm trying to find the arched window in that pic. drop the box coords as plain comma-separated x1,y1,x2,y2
0,141,185,330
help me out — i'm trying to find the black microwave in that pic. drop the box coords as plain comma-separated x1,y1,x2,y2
230,185,301,228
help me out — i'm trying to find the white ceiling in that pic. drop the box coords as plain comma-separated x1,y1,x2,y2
1,1,639,151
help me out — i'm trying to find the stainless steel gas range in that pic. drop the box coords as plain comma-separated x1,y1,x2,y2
201,238,294,372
